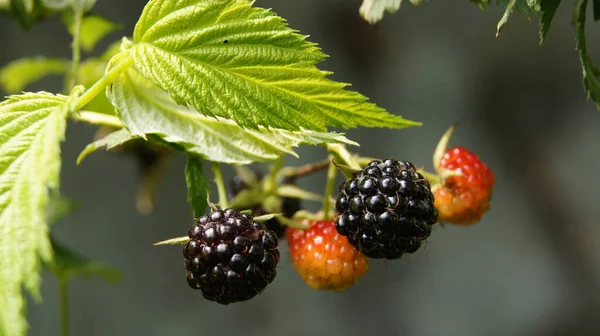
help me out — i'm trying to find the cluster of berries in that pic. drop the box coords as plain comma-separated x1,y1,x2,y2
177,128,495,304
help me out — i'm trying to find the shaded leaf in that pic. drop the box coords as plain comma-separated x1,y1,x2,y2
539,0,562,44
47,195,77,227
65,14,122,52
77,128,139,164
185,155,209,218
0,57,67,93
47,238,121,283
575,0,600,108
8,0,48,29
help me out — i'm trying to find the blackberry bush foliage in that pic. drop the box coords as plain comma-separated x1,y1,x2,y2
228,171,302,238
0,0,592,334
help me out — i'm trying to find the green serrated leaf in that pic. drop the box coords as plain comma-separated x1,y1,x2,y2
47,238,121,282
107,59,359,164
77,128,138,164
539,0,561,44
0,91,74,336
0,57,67,93
130,0,418,131
575,0,600,109
66,14,122,52
185,155,209,218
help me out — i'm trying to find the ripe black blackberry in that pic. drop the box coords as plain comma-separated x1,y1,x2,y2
335,159,438,260
228,173,301,238
183,208,280,304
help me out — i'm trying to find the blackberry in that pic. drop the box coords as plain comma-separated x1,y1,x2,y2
334,159,438,259
228,173,301,238
183,208,280,304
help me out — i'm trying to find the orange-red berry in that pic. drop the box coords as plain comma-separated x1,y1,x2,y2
433,146,495,225
286,220,369,291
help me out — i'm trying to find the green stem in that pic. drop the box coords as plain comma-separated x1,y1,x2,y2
322,157,338,220
264,155,285,194
68,9,83,89
211,162,229,209
326,144,361,170
279,159,330,180
71,111,123,128
418,169,441,186
73,53,134,111
59,277,69,336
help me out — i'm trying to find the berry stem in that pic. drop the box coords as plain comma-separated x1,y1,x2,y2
264,155,285,194
322,157,338,220
73,52,134,111
417,169,441,186
71,111,123,128
326,144,362,170
211,162,229,209
59,277,69,336
279,159,331,180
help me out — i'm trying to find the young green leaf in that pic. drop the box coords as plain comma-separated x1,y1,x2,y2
185,155,209,218
539,0,561,44
0,91,73,336
47,238,121,283
575,0,600,109
0,57,67,93
130,0,419,131
65,14,122,52
105,61,358,164
77,128,138,164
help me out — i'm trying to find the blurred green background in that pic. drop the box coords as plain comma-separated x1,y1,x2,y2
2,0,600,335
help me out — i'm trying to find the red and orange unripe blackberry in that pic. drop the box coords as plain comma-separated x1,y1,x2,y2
433,146,495,225
286,220,369,291
335,159,437,260
183,208,280,305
